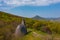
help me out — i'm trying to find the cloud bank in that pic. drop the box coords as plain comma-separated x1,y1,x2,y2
3,0,60,6
0,0,60,10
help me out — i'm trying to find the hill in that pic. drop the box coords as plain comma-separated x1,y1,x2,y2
0,11,60,40
0,11,37,40
32,15,45,20
32,15,60,22
0,11,24,40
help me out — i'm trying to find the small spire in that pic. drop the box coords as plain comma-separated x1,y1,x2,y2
21,18,25,25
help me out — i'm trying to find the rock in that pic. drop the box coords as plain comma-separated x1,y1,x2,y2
15,18,27,37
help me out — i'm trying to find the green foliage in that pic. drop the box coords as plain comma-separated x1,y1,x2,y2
0,11,60,40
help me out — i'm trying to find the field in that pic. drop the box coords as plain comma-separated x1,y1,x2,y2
0,11,60,40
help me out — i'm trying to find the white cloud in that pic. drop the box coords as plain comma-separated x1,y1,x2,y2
0,0,60,10
2,0,60,6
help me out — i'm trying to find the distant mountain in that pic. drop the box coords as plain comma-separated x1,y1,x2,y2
32,15,60,21
32,15,46,20
49,18,60,21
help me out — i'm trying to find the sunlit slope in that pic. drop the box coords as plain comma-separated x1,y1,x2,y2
0,11,60,40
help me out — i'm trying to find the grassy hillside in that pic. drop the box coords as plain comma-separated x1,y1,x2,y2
0,11,37,40
0,11,22,40
0,11,60,40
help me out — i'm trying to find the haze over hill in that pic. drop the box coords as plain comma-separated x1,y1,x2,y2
32,15,45,20
32,15,60,21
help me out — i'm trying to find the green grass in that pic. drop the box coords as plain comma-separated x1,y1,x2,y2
22,29,41,40
0,11,60,40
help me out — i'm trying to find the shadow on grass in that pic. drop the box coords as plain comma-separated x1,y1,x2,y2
26,31,32,35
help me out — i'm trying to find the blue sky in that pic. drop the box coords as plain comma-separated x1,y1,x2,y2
0,0,60,18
